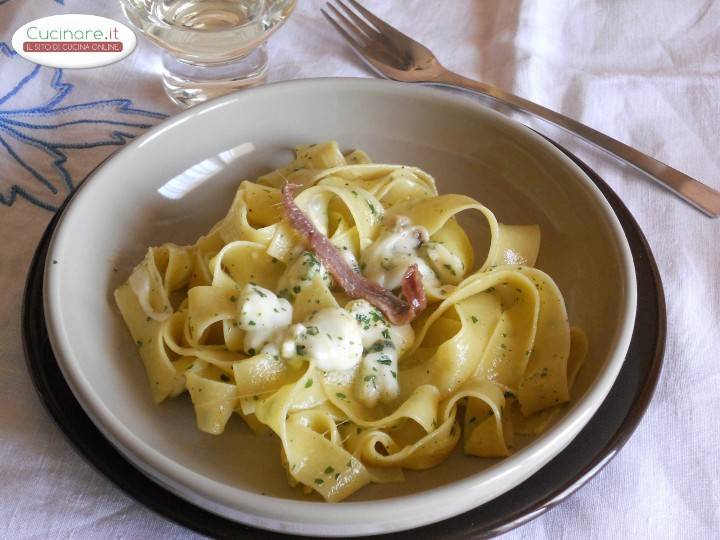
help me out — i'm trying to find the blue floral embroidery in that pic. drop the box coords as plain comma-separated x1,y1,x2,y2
0,53,167,211
0,42,17,57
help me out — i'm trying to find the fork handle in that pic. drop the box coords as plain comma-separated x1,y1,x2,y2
434,70,720,218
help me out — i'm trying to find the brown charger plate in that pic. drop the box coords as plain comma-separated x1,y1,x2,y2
22,142,665,539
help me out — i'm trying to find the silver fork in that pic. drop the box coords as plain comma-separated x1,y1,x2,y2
322,0,720,218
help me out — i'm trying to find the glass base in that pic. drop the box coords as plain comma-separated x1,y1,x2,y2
162,46,268,108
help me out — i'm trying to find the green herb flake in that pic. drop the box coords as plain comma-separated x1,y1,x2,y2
471,315,479,324
324,466,335,474
314,478,324,485
304,378,313,388
335,392,347,399
306,325,319,336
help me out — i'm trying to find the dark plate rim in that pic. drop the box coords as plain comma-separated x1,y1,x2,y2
21,140,665,539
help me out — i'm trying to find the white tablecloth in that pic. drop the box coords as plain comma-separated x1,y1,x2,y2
1,1,718,538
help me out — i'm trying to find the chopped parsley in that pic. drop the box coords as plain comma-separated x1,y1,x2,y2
304,378,313,388
355,312,371,330
366,342,385,354
366,200,379,219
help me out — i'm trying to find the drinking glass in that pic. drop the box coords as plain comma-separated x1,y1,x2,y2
119,0,297,107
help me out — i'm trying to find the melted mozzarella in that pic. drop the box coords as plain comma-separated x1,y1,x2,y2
346,299,414,407
236,284,292,355
360,217,439,290
277,251,332,300
423,241,465,285
295,308,364,371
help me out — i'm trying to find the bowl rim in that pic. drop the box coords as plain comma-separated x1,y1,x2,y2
43,77,637,536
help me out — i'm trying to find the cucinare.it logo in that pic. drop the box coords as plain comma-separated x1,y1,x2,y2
11,14,136,68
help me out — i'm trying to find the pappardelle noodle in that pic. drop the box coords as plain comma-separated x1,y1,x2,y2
114,142,587,502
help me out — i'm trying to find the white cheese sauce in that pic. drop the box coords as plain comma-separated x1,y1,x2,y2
236,283,292,355
360,215,467,292
346,299,414,407
277,251,332,301
294,308,364,371
360,215,439,291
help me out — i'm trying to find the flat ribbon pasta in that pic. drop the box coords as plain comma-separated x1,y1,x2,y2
114,141,587,502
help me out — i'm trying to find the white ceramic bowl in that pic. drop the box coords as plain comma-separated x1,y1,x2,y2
44,78,636,537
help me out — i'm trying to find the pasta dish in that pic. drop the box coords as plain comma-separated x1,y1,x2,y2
114,142,586,502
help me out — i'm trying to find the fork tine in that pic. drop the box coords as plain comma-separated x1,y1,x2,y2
326,3,370,43
333,0,378,38
321,7,366,52
344,0,408,40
